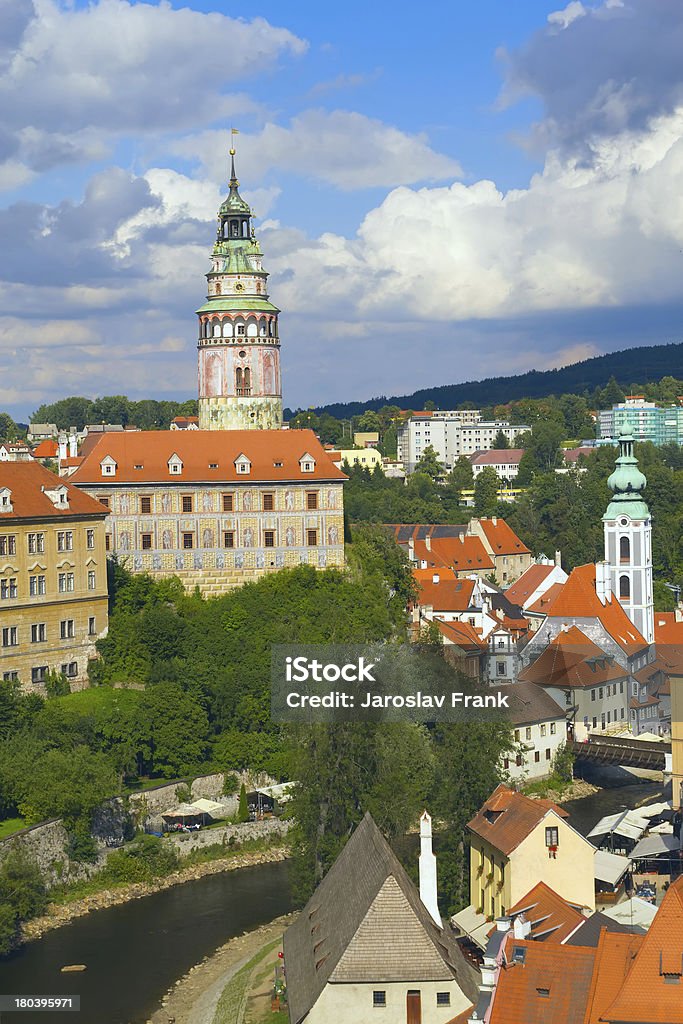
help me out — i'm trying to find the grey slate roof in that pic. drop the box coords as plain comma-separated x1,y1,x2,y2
487,680,566,725
564,910,645,946
283,812,479,1024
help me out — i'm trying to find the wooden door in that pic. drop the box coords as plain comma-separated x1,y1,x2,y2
406,990,422,1024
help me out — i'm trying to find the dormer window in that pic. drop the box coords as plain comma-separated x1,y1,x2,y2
100,456,117,477
43,485,69,509
0,488,12,513
168,454,183,475
234,454,251,475
299,453,316,473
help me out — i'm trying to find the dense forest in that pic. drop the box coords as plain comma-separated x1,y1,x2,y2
312,342,683,417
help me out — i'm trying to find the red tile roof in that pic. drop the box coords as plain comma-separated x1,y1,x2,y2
476,518,531,556
471,448,524,466
527,582,565,615
506,882,586,944
0,461,108,520
564,447,596,464
467,784,569,857
540,564,648,655
489,937,596,1024
582,929,643,1024
413,569,476,611
601,875,683,1023
413,535,494,573
32,439,58,458
504,564,556,607
434,618,485,651
71,429,347,484
519,626,628,690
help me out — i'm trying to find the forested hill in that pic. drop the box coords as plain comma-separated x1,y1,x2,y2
311,341,683,417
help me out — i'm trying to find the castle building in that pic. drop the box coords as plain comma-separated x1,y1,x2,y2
196,149,282,431
603,432,654,645
0,462,108,691
70,430,345,597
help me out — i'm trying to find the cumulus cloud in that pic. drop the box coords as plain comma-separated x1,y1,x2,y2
173,110,462,191
0,0,305,182
501,0,683,157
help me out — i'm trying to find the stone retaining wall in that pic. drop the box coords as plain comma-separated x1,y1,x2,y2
128,770,275,824
0,820,107,885
167,817,291,856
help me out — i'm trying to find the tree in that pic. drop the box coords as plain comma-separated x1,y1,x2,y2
0,413,21,440
356,410,382,432
474,467,499,516
0,849,47,954
414,445,443,480
492,429,509,450
599,376,626,408
237,783,249,823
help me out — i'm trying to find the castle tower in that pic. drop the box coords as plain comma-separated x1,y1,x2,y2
603,432,654,644
196,146,282,430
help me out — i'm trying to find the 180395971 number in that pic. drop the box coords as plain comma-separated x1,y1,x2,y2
0,996,81,1011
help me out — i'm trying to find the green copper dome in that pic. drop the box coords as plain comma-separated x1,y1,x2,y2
603,432,650,520
219,150,251,216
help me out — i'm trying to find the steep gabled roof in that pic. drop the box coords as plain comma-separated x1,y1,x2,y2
601,875,683,1023
32,439,58,458
476,517,531,556
434,618,486,651
283,813,479,1024
527,582,565,615
414,535,495,573
582,928,643,1024
506,882,585,944
471,449,524,466
519,626,627,690
467,784,569,857
542,564,647,656
504,564,557,607
487,682,565,727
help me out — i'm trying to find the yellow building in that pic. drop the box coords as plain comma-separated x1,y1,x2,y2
670,669,683,809
70,429,346,596
466,784,596,917
0,462,108,691
334,448,383,471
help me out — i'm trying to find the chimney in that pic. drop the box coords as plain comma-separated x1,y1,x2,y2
69,434,78,458
555,549,562,568
513,914,532,940
492,516,497,526
418,811,441,927
432,573,440,585
425,535,431,552
676,603,683,624
595,560,612,604
58,434,67,461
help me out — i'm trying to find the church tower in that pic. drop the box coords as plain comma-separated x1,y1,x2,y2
196,146,282,430
603,432,654,644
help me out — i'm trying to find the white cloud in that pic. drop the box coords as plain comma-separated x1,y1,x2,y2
173,110,462,191
547,2,587,31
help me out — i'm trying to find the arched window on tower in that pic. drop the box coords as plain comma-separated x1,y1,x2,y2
620,536,630,564
222,321,232,338
619,575,631,600
236,367,251,397
230,220,239,238
213,321,221,338
243,367,251,390
215,282,221,295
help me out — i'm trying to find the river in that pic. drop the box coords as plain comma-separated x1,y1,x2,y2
0,771,666,1024
0,861,292,1024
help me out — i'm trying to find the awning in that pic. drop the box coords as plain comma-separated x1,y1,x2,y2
587,810,648,843
191,798,229,818
602,897,658,930
630,834,681,860
593,849,631,886
162,802,203,820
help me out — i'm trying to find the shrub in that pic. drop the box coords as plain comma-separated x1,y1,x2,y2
102,835,179,884
237,783,249,824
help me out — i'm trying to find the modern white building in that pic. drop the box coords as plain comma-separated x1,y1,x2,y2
493,681,567,782
397,412,527,473
470,449,524,482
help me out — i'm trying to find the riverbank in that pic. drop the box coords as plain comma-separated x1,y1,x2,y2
21,842,291,943
149,913,298,1024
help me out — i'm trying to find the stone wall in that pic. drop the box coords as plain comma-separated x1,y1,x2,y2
127,770,275,827
167,816,291,856
0,820,107,885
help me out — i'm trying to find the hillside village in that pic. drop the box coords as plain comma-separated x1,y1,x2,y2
1,149,683,1023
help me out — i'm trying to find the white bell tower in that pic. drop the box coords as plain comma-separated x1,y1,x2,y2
603,432,654,645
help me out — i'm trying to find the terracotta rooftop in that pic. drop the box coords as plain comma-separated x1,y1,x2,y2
519,625,627,691
489,937,596,1024
471,448,524,466
601,875,683,1023
70,429,347,485
467,784,569,857
0,461,108,520
504,564,556,607
476,517,531,556
413,535,495,573
434,618,486,651
582,928,644,1024
32,439,58,458
527,581,565,615
540,563,648,655
506,882,586,944
564,446,596,464
413,569,476,612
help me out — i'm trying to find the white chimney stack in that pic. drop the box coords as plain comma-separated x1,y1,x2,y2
433,572,440,585
58,434,67,461
69,434,78,458
555,549,562,568
595,560,612,604
419,810,441,927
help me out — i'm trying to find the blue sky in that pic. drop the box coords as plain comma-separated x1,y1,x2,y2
2,0,683,418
